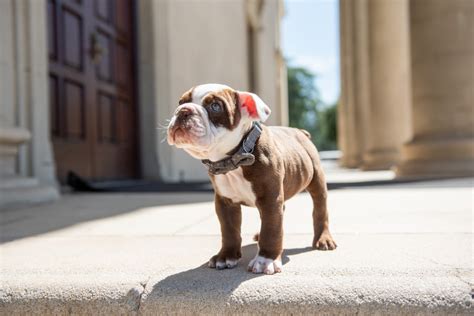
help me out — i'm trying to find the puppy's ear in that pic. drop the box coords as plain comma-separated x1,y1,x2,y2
179,87,194,105
237,91,271,123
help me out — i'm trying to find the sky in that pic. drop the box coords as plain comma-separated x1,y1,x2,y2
282,0,340,106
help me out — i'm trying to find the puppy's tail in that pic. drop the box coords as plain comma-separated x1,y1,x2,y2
253,233,260,242
300,129,311,139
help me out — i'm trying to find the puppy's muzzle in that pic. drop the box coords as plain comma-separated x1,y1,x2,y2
168,104,207,146
176,106,194,127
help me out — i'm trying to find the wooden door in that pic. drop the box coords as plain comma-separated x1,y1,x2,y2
48,0,137,182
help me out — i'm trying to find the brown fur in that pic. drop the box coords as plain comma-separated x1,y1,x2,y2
209,124,336,264
174,85,336,270
207,194,242,267
210,194,242,266
178,87,194,105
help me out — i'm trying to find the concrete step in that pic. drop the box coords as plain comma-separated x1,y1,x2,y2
0,235,472,315
0,180,472,315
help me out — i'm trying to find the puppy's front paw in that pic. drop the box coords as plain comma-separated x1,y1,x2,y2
247,255,282,275
313,231,337,250
208,254,239,270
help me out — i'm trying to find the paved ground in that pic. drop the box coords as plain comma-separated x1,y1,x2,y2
0,168,472,315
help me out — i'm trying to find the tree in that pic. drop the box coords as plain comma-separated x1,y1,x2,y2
317,103,338,150
287,65,337,150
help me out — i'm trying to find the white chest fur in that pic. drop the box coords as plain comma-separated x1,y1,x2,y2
214,168,257,207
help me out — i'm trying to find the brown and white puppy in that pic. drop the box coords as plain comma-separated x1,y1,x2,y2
167,83,336,275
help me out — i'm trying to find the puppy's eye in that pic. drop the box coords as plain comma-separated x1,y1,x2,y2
210,102,222,113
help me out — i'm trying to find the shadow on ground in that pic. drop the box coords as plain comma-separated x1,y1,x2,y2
2,176,471,244
68,171,473,193
327,176,473,190
146,243,314,304
0,192,215,244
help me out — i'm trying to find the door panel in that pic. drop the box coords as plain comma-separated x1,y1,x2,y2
97,92,115,142
63,9,83,70
48,0,137,182
63,80,85,139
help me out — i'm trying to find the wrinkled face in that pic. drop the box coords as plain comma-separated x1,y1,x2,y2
167,84,271,161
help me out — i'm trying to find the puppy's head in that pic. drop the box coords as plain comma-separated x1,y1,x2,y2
167,84,271,160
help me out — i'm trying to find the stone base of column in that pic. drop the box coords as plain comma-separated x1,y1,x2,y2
0,127,31,176
0,176,59,210
0,127,59,210
395,138,474,178
339,154,362,169
361,148,400,171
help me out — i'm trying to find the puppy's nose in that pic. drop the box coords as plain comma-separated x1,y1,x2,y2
177,107,195,122
178,107,192,118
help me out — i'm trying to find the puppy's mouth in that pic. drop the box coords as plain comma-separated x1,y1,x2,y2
167,115,207,146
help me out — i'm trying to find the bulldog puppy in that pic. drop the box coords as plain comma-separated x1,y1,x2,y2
167,83,336,275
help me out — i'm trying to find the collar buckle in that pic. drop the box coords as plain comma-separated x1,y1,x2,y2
201,122,262,175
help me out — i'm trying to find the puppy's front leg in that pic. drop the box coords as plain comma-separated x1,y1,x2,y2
248,192,284,275
208,194,242,270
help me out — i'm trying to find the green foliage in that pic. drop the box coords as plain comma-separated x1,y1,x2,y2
317,103,338,150
287,65,338,151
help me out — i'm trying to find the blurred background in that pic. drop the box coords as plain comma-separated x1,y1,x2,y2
0,0,472,208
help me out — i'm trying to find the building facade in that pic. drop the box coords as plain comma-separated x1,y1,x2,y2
0,0,287,209
2,0,472,210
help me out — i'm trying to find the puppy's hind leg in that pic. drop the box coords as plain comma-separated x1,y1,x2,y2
306,164,337,250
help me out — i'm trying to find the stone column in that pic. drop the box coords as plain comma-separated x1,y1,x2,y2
396,0,474,178
251,0,287,127
0,0,34,206
338,0,362,168
0,0,58,209
353,0,371,167
0,1,31,178
137,0,163,180
361,0,412,170
339,0,380,169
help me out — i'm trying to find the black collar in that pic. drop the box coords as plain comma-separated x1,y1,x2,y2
201,122,262,175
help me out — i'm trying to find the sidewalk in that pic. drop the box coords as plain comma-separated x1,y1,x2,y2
0,169,472,315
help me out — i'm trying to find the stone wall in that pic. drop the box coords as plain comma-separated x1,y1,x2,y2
138,0,287,182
